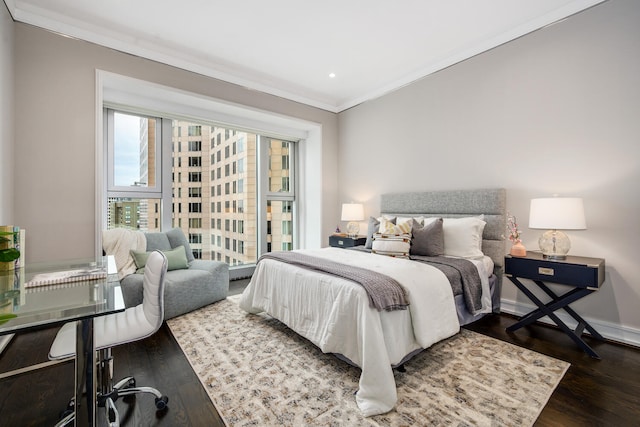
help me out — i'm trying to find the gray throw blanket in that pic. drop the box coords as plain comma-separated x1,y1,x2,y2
259,252,409,312
410,255,484,315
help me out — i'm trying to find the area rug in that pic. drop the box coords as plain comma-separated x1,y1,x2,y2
167,298,569,426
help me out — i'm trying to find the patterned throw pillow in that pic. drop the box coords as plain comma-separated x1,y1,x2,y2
372,233,411,258
379,220,412,235
372,219,412,259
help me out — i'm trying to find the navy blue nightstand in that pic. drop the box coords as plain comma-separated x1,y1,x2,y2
329,235,366,248
505,251,605,358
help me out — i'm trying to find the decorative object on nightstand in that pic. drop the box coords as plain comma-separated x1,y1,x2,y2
506,213,526,257
341,203,364,238
329,235,366,248
505,251,605,358
529,197,586,260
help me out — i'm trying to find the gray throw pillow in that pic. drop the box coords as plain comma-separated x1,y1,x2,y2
166,227,195,263
364,217,380,249
411,218,444,256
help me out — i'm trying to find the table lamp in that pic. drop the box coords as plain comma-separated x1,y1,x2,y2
341,203,364,238
529,197,586,260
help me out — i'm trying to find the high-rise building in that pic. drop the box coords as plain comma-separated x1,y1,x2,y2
170,123,258,265
107,117,293,267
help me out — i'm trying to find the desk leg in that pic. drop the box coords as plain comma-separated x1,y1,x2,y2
75,319,96,426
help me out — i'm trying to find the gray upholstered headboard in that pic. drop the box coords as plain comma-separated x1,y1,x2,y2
380,188,507,274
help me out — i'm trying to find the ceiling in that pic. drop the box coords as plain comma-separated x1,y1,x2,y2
6,0,605,112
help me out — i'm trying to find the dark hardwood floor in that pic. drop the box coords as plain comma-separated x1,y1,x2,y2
1,278,638,426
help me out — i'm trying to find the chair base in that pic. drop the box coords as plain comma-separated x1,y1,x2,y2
55,377,169,427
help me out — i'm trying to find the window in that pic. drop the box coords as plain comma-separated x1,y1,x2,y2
189,140,202,151
104,107,298,275
188,125,201,136
108,111,160,191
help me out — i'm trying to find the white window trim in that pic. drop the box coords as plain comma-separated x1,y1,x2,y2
95,70,323,272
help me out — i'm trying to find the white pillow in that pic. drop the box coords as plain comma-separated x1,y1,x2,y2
442,216,486,259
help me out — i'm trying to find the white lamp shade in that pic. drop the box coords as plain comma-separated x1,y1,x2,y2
529,198,586,230
341,203,364,221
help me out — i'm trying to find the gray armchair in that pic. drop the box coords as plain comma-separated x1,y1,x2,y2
118,228,229,319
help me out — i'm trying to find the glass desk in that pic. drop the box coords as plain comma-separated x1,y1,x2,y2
0,256,125,426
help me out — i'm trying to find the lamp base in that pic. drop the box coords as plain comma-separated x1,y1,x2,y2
538,229,571,260
542,254,567,261
346,221,360,238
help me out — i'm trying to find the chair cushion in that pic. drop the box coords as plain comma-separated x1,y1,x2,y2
144,228,195,264
120,264,228,320
49,306,157,359
145,232,172,252
165,228,195,263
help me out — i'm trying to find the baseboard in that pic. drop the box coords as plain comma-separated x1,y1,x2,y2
500,298,640,349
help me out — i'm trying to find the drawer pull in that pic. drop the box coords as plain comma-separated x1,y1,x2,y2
539,267,554,276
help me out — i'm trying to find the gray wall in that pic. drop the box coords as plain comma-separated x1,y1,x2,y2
0,3,14,224
12,22,338,262
337,0,640,340
5,1,639,343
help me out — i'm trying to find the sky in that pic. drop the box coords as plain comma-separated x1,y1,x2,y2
113,112,143,187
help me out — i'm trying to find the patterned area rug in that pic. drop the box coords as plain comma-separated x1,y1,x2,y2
167,298,569,426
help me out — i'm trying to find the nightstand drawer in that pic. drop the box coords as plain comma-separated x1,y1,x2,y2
329,235,366,248
505,253,604,289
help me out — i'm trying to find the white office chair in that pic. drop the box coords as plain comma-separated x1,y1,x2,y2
49,250,169,427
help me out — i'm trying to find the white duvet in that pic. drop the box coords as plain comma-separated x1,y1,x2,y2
239,247,461,416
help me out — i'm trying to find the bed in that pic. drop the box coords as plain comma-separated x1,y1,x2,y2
239,188,506,416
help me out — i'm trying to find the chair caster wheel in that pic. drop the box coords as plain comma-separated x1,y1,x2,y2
127,378,136,388
155,395,169,410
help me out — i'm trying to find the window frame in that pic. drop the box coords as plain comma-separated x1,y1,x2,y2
104,108,298,277
97,71,323,272
106,109,163,195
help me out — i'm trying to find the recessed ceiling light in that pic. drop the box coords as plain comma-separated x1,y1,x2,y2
329,73,336,78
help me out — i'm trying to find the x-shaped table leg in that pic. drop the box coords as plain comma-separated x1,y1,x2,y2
506,276,602,358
